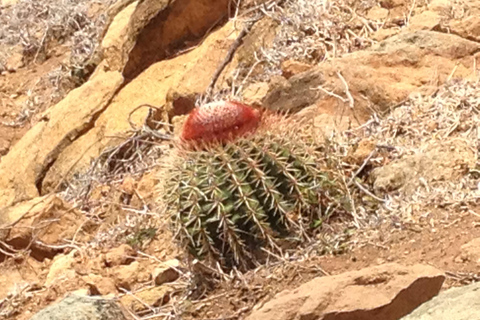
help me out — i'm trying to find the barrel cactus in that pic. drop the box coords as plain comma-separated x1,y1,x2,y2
159,101,344,270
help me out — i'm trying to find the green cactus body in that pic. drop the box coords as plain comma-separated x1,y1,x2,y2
162,123,342,270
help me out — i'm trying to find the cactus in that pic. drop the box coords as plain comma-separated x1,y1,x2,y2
160,102,343,270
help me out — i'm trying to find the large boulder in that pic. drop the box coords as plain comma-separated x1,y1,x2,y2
246,263,445,320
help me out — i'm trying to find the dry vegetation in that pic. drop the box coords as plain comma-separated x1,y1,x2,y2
257,0,382,76
0,0,116,127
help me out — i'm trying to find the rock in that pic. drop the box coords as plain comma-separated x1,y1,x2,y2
448,16,480,42
104,244,136,267
458,238,480,265
428,0,451,13
4,50,24,71
372,28,399,41
401,281,480,320
0,195,49,241
101,0,140,72
123,0,231,80
153,259,181,285
281,60,314,79
0,71,124,208
263,31,480,118
246,263,445,320
367,7,389,20
407,11,442,31
45,252,78,287
30,294,128,320
110,260,150,290
372,140,475,195
172,115,188,137
131,170,160,206
120,285,173,312
293,104,353,138
350,138,377,164
223,16,279,81
82,274,118,295
243,82,271,106
0,0,18,7
0,195,89,258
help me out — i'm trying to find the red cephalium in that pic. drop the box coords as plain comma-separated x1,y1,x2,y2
180,101,261,144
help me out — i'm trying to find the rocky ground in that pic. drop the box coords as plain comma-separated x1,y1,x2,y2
1,0,480,319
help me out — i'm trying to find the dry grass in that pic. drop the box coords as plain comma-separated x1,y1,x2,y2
0,0,112,66
249,0,385,81
0,283,43,319
342,79,480,221
0,0,118,127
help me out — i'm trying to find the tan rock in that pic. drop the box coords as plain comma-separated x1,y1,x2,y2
0,195,49,240
82,274,118,295
105,244,136,267
380,0,405,9
458,238,480,265
1,195,88,252
0,71,124,208
449,16,480,42
153,259,181,285
111,261,150,290
428,0,451,13
120,286,173,312
123,0,231,79
120,176,137,196
243,82,271,106
0,0,18,7
407,11,442,31
5,50,24,71
132,170,160,205
246,263,445,320
350,138,377,164
367,6,389,20
45,252,78,287
101,0,140,72
172,115,188,138
263,31,480,119
372,28,400,42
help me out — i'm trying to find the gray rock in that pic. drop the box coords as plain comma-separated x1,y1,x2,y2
30,294,127,320
401,282,480,320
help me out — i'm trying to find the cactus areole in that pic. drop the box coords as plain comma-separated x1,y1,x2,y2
180,101,262,144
